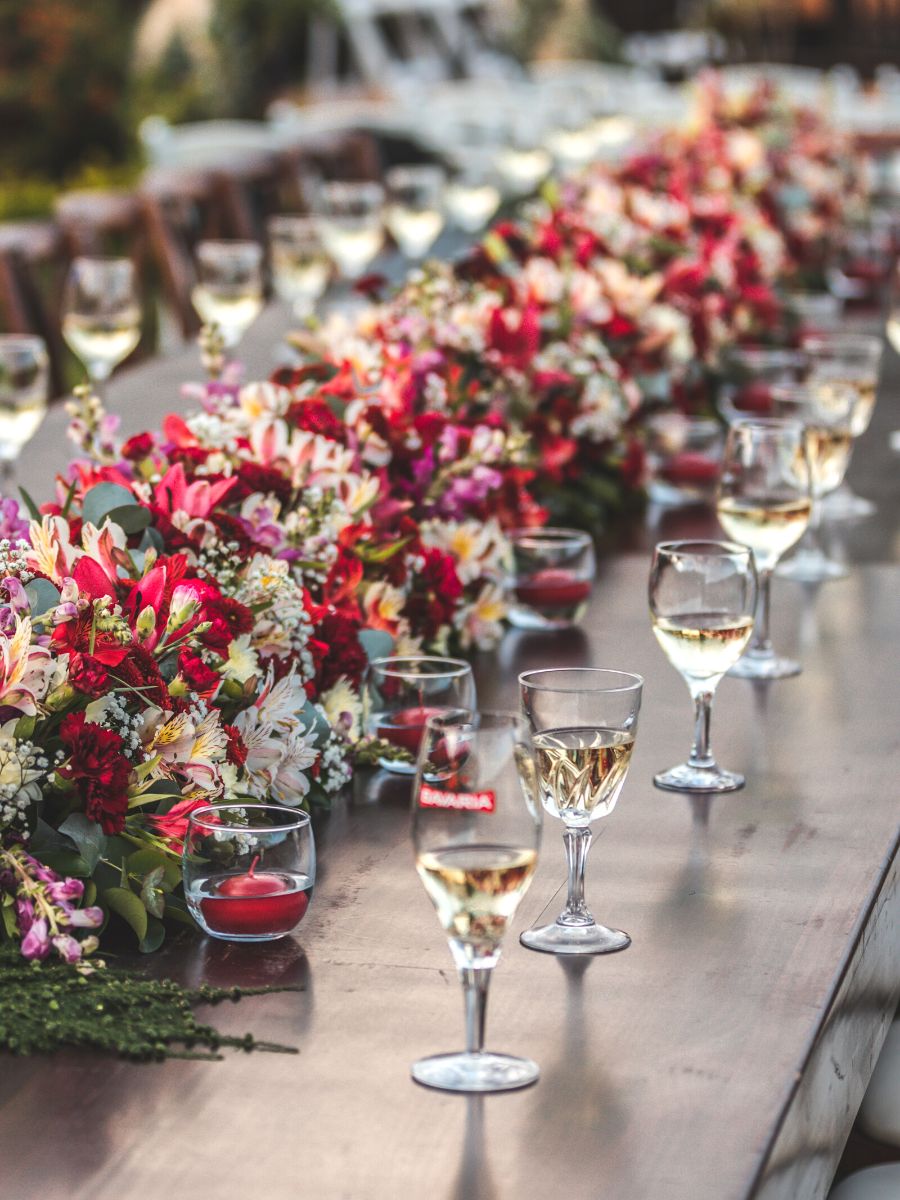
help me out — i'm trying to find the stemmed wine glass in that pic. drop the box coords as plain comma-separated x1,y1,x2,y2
191,240,264,351
313,182,385,281
649,540,757,793
768,382,857,583
412,710,542,1092
716,418,812,680
267,215,331,319
803,332,883,520
518,668,643,955
62,257,141,398
444,150,501,234
0,335,49,492
384,165,446,261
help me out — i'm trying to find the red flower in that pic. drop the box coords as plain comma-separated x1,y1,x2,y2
224,724,248,768
315,609,369,692
121,432,155,461
152,796,216,852
177,651,221,699
67,652,109,698
58,713,132,835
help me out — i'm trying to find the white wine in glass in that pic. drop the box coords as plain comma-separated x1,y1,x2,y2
716,418,812,680
62,257,141,397
412,710,542,1093
313,182,385,281
267,215,331,318
192,241,263,349
385,165,445,261
519,668,642,956
649,541,757,793
0,335,49,491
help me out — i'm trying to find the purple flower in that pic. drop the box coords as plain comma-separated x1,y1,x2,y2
21,918,50,960
0,497,29,543
51,934,83,964
67,905,103,929
15,896,34,933
47,877,85,905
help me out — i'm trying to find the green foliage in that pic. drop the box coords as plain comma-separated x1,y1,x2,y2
0,0,144,182
506,0,622,65
209,0,338,117
0,945,300,1060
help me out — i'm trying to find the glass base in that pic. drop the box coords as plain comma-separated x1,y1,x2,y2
376,757,416,775
728,651,801,680
654,761,745,794
196,928,294,943
507,605,580,631
823,488,875,521
411,1051,539,1093
520,920,630,956
776,552,847,584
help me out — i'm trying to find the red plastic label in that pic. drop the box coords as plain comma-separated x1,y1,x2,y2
419,785,496,813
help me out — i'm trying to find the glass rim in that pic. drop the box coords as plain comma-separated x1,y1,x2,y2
70,255,135,274
0,333,48,354
728,415,805,433
267,213,321,232
654,538,753,560
369,654,472,680
186,802,312,834
508,526,593,545
422,708,528,735
802,332,882,356
197,238,263,254
519,667,644,695
386,163,446,184
317,180,385,200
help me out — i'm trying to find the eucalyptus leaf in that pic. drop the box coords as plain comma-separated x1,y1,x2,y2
25,577,60,620
140,868,166,919
81,483,138,528
163,897,197,929
58,813,105,872
358,629,394,663
127,848,180,891
103,886,148,943
140,526,164,553
301,699,333,744
106,504,151,535
139,914,166,954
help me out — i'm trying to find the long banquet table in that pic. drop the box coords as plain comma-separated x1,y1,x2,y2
3,304,899,1200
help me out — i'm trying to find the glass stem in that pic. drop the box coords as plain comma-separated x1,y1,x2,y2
461,965,491,1055
561,826,593,925
750,567,773,655
688,687,716,770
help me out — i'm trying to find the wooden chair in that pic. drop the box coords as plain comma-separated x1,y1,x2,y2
0,220,67,396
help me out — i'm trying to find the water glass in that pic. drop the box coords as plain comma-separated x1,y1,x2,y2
507,528,595,630
62,257,141,395
0,335,49,488
268,215,331,318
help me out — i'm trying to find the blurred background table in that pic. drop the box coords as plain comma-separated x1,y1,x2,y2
3,306,899,1200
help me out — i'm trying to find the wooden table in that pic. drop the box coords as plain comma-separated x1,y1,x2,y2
4,309,899,1200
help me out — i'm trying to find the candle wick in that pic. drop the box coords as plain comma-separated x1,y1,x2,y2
248,854,260,877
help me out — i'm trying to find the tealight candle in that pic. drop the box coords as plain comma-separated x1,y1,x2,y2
508,528,595,630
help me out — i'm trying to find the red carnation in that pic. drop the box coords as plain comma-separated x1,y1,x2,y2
121,432,155,461
67,652,109,698
177,650,221,698
224,724,248,768
58,712,132,835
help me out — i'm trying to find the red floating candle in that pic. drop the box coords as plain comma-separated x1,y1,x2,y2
200,856,310,937
515,568,592,610
659,451,720,487
377,705,446,753
734,381,774,414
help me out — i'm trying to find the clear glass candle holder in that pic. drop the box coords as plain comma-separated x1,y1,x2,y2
507,528,595,630
646,415,723,507
362,656,476,774
184,804,315,943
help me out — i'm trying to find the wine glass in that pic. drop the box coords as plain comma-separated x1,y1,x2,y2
649,540,757,793
444,151,501,234
803,332,883,520
363,656,476,774
312,181,385,281
62,257,141,398
183,803,315,943
507,528,595,630
384,165,445,261
412,710,542,1092
495,116,552,197
888,258,900,356
768,382,857,583
716,418,812,680
518,668,643,956
191,240,264,350
0,335,49,492
267,215,331,319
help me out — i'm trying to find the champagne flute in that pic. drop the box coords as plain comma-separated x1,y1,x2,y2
768,382,857,583
649,540,757,793
518,668,643,956
191,241,263,350
803,332,883,520
62,257,141,397
384,165,445,261
716,419,812,680
267,215,331,319
412,710,542,1092
0,335,49,492
313,182,385,281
